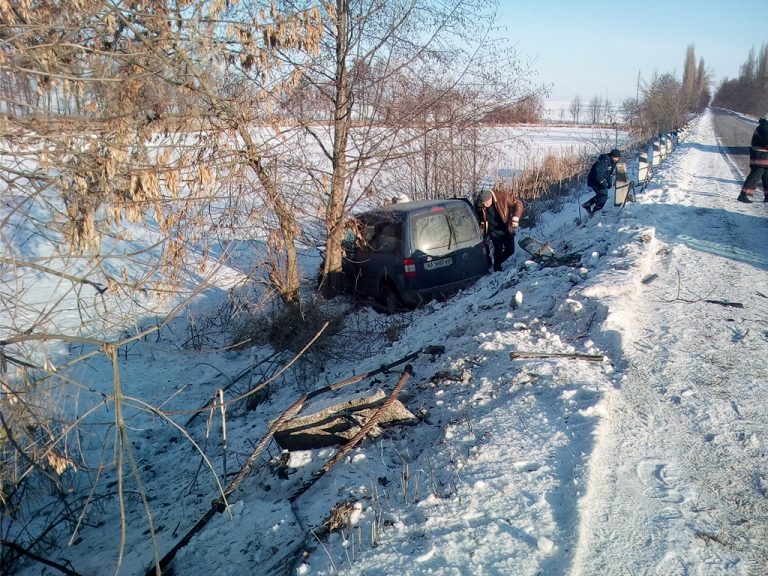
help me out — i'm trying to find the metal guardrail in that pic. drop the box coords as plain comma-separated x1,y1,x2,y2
619,124,689,205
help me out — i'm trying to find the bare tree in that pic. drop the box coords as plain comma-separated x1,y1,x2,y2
741,46,758,82
619,96,642,136
1,0,326,301
620,46,713,140
759,43,768,86
569,95,582,124
682,44,698,111
0,1,324,571
587,95,602,124
281,0,543,296
694,57,711,112
641,72,687,135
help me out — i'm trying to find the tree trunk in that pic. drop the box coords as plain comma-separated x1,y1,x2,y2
239,125,301,305
321,0,351,298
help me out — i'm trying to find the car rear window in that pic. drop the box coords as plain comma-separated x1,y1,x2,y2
410,205,478,252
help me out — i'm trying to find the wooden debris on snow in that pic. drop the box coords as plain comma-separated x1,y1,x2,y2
273,389,417,451
510,351,605,362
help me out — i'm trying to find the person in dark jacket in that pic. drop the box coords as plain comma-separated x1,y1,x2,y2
475,186,524,272
582,148,621,214
737,116,768,203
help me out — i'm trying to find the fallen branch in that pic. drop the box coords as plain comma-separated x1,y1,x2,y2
703,299,744,309
144,327,327,576
273,390,416,450
226,347,428,491
0,539,82,576
145,347,436,576
327,345,438,392
184,351,282,427
0,257,107,294
144,392,309,576
510,351,605,361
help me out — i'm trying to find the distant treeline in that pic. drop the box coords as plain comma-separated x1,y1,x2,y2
712,44,768,117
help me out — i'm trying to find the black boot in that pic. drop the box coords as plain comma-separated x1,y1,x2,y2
581,200,595,214
764,195,768,203
737,192,753,203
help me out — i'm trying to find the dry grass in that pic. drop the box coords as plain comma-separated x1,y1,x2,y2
229,295,344,356
498,151,591,227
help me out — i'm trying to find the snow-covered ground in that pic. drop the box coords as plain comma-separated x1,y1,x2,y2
6,109,768,575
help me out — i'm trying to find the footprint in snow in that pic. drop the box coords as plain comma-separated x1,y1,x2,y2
635,459,685,504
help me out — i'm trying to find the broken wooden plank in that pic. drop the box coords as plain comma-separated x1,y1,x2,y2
289,365,414,502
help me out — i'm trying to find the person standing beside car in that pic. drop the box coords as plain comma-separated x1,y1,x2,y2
475,187,524,272
582,148,621,215
737,116,768,203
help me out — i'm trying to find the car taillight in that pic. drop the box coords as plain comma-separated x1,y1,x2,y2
404,258,416,278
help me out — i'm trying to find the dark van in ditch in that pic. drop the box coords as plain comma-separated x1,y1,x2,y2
341,199,489,310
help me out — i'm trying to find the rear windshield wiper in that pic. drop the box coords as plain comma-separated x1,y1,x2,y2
446,214,457,250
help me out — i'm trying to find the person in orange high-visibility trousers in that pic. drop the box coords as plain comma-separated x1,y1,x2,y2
737,116,768,203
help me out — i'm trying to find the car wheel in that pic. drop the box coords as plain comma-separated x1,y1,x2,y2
381,284,404,314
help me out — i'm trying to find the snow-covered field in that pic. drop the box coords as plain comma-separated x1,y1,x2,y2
541,100,624,126
497,124,623,173
4,110,768,575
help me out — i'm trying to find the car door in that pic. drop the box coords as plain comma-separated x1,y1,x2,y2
351,216,403,298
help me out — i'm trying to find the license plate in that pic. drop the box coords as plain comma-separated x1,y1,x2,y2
424,257,453,270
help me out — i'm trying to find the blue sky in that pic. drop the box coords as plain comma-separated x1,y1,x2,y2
496,0,767,103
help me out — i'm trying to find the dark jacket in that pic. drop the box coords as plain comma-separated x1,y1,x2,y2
475,188,524,236
751,118,768,150
587,153,617,191
749,118,768,168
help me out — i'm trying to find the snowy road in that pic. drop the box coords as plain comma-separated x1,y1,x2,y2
712,108,759,179
571,113,768,574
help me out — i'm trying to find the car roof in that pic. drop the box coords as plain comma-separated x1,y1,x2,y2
356,198,471,219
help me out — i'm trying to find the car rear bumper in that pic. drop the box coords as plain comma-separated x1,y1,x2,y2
400,274,484,305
